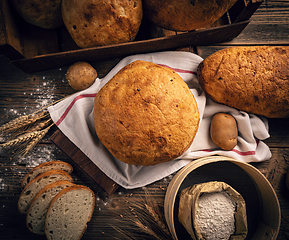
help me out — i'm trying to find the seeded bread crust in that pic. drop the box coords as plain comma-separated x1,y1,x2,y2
93,60,200,166
26,180,75,235
21,161,73,188
45,185,95,240
18,170,73,214
197,46,289,118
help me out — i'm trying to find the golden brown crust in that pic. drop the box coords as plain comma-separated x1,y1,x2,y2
11,0,63,29
143,0,238,31
197,46,289,118
61,0,143,48
66,61,98,91
94,60,199,166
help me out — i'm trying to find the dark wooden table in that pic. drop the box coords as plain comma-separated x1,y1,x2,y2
0,1,289,239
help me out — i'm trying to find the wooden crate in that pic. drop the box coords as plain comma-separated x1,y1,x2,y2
0,0,263,73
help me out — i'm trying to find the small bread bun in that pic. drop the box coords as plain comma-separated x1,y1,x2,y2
210,113,238,151
66,61,98,91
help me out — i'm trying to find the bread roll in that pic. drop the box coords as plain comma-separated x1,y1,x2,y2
61,0,143,48
11,0,63,29
93,60,199,166
197,46,289,118
142,0,238,31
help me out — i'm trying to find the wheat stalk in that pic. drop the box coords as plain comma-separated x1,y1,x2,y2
109,191,173,240
0,130,43,148
0,110,49,136
17,123,54,157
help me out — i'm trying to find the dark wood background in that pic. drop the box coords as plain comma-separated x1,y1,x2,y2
0,0,289,239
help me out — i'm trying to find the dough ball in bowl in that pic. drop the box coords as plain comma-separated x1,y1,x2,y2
66,61,98,91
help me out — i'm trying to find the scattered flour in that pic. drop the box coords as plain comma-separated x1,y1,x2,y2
18,145,56,167
196,191,236,240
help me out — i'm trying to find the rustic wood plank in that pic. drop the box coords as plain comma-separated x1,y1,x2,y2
11,21,250,73
49,129,119,195
0,0,23,60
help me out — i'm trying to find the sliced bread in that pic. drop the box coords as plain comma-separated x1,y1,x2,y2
26,180,75,235
18,170,73,214
45,185,95,240
21,161,73,188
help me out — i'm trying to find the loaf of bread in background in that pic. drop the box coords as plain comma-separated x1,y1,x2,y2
94,60,200,166
197,46,289,118
61,0,143,48
142,0,238,31
11,0,63,29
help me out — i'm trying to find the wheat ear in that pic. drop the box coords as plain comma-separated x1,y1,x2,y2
0,110,49,136
0,130,43,148
19,123,54,157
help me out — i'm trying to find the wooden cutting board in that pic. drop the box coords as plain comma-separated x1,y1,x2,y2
49,129,119,195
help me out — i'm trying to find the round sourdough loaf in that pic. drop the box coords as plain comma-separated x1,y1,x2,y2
93,60,200,166
142,0,238,31
61,0,143,48
197,46,289,118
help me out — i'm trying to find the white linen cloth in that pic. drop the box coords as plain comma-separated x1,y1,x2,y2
48,51,272,189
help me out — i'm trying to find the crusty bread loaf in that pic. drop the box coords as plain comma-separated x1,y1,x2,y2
61,0,143,48
11,0,63,29
21,161,73,188
197,46,289,118
142,0,238,31
45,185,95,240
94,60,199,166
26,181,75,235
18,170,73,214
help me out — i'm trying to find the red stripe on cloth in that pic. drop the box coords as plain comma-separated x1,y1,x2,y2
55,93,97,126
201,140,260,156
201,148,256,156
158,64,197,75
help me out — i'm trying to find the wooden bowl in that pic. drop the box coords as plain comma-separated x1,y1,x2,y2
164,155,281,240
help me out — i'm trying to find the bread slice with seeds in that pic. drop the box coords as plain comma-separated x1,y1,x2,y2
21,161,73,188
45,185,95,240
18,170,73,214
26,180,75,235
